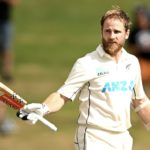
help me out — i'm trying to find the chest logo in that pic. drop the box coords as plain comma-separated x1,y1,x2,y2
102,80,134,93
96,68,109,76
126,63,132,70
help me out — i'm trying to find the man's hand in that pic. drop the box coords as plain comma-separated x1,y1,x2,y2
16,103,50,124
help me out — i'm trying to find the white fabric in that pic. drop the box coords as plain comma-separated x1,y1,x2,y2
19,103,50,124
58,45,146,132
23,103,50,116
74,126,133,150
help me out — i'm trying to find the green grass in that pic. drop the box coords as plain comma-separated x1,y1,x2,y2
1,0,150,150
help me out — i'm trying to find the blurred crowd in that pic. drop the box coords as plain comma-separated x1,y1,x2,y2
128,5,150,84
0,0,18,136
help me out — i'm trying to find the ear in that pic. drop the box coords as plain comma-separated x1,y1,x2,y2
125,29,130,40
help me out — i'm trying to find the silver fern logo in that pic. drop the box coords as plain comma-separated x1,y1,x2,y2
126,64,132,70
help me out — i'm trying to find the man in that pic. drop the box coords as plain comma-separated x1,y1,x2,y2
128,5,150,83
0,0,17,81
17,7,150,150
0,0,18,135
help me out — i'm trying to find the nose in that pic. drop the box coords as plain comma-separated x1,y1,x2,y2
109,32,115,39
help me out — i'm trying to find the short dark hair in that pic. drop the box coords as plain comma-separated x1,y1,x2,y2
100,6,131,31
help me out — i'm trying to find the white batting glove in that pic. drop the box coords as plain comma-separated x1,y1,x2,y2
17,103,50,124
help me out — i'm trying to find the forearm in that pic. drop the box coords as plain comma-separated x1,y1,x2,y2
132,98,150,129
43,92,69,113
135,101,150,124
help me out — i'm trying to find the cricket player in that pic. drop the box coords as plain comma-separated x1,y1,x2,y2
17,7,150,150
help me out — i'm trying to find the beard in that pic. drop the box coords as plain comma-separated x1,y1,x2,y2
102,38,124,56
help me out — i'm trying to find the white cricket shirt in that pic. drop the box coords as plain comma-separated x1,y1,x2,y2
57,45,146,132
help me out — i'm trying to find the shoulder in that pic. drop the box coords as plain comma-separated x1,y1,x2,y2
125,51,140,66
76,50,98,66
126,51,138,60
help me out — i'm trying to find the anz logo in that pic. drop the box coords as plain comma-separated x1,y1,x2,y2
102,80,134,93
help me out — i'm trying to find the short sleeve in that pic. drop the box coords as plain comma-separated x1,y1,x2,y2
57,59,93,101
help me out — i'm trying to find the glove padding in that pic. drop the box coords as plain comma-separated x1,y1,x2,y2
16,103,50,124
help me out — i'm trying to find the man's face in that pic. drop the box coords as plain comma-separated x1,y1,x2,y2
102,18,129,56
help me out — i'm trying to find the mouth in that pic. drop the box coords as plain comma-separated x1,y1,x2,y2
108,41,117,44
107,42,118,47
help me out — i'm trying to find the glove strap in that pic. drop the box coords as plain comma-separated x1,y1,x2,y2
42,103,50,116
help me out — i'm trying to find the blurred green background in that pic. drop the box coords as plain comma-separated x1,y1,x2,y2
1,0,150,150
